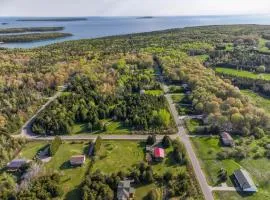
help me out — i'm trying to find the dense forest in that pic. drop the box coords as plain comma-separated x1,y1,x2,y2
0,27,64,34
0,32,72,43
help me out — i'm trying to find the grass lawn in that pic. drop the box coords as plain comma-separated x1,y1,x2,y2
72,119,131,135
241,89,270,113
191,137,240,186
144,89,164,96
171,93,186,103
215,67,270,80
44,141,90,200
135,184,162,200
185,118,203,134
92,141,144,174
18,141,49,159
152,145,187,176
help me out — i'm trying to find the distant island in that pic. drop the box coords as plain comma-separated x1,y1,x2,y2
0,32,72,43
136,16,154,19
1,22,8,25
0,27,64,34
17,17,87,22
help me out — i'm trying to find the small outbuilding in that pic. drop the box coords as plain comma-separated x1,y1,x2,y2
117,180,135,200
234,169,257,192
220,132,234,147
153,147,165,161
7,159,28,171
70,155,85,166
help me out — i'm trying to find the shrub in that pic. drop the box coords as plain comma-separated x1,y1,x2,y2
146,135,156,145
162,135,171,148
49,136,62,156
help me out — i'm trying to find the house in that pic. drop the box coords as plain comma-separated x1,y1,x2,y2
153,147,165,161
70,155,85,166
220,132,234,147
117,180,135,200
7,159,28,171
234,169,257,192
139,90,145,95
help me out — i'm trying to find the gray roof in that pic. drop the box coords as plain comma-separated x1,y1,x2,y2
117,180,134,200
7,159,27,168
234,169,256,190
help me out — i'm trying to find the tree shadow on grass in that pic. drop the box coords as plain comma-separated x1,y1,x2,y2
60,161,73,170
64,187,81,200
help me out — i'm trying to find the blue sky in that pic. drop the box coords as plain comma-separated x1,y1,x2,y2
0,0,270,16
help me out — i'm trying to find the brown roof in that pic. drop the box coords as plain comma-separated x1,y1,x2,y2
70,155,85,165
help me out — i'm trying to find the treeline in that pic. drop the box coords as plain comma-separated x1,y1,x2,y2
0,32,72,43
1,173,63,200
0,27,64,34
0,133,25,168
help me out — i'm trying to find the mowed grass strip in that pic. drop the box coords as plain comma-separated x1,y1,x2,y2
215,67,270,80
92,141,145,174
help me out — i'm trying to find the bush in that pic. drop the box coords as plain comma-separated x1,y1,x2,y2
253,127,265,139
162,135,171,148
146,135,156,145
146,189,158,200
49,136,62,156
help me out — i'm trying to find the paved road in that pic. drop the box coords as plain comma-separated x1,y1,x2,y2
18,85,67,138
164,86,214,200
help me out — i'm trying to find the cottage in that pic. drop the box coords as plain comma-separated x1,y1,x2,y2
7,159,28,171
153,147,165,161
117,180,135,200
220,132,234,147
70,155,85,166
234,169,257,192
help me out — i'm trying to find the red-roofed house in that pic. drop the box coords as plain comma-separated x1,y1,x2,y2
153,147,165,161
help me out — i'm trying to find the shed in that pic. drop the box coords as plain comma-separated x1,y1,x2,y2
234,169,257,192
70,155,85,166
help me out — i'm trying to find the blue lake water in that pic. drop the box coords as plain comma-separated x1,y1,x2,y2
0,15,270,49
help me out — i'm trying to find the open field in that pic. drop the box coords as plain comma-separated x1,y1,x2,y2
92,140,145,174
215,67,270,80
135,183,160,200
241,89,270,113
45,141,90,199
191,137,270,200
